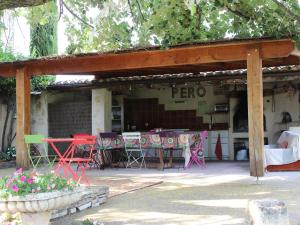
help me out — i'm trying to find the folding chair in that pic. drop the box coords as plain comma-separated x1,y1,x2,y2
186,131,208,169
24,134,56,169
73,133,101,169
122,132,147,168
64,135,97,184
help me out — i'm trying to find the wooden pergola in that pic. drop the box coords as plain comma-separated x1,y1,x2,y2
0,38,299,177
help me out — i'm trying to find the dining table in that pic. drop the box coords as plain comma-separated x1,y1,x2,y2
97,132,201,169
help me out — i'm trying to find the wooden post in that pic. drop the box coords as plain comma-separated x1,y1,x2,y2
16,67,31,169
247,47,265,177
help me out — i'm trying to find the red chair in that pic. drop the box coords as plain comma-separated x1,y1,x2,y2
73,133,101,169
65,135,97,184
186,131,208,169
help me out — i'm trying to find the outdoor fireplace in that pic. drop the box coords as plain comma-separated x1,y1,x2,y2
233,92,266,132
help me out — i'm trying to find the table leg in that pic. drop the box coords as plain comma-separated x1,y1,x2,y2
169,149,173,168
157,148,164,170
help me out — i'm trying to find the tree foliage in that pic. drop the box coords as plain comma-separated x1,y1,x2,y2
28,0,58,57
0,0,52,11
61,0,300,52
0,44,54,153
0,1,56,153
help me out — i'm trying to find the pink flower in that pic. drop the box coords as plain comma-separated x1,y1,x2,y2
37,187,41,192
47,186,51,191
32,189,36,193
30,171,37,178
27,179,33,184
20,176,26,182
15,168,23,175
5,179,12,188
12,185,18,192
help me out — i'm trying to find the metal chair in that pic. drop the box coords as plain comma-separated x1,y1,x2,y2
122,132,146,168
24,134,56,169
64,135,97,184
73,133,101,169
186,131,208,169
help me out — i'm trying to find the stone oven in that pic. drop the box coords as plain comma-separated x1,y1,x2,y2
233,92,266,132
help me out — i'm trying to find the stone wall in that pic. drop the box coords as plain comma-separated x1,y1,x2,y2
51,186,109,221
48,101,92,138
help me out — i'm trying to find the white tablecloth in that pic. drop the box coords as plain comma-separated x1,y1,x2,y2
265,145,295,166
265,131,300,166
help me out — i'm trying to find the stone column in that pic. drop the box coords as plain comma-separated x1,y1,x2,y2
247,199,289,225
92,89,112,135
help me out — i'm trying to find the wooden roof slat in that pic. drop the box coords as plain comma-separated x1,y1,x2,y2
0,38,297,77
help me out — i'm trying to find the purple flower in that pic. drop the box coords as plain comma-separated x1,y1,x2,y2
20,176,26,182
12,185,18,192
27,179,33,184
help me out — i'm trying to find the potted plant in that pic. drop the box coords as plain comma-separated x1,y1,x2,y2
0,169,84,225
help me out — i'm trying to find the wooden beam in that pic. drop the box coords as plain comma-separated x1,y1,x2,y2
16,67,31,169
0,39,296,77
247,46,265,177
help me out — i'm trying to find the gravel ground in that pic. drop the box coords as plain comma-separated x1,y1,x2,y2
50,162,300,225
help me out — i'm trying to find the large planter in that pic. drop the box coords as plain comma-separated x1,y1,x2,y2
0,187,85,225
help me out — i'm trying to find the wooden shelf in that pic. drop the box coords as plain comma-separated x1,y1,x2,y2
207,112,229,114
112,98,123,132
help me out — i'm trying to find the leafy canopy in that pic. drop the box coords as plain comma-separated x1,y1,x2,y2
62,0,300,53
0,1,56,95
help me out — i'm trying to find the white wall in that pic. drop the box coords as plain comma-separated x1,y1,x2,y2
1,11,30,56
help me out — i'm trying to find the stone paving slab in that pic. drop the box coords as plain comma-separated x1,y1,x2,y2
51,162,300,225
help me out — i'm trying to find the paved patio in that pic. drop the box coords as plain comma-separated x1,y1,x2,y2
49,162,300,225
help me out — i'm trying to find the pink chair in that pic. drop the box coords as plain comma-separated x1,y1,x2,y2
186,131,208,169
70,135,96,184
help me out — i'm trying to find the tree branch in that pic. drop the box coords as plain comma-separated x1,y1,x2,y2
0,0,51,10
271,0,300,22
135,0,145,21
195,1,202,30
127,0,135,21
62,1,94,28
